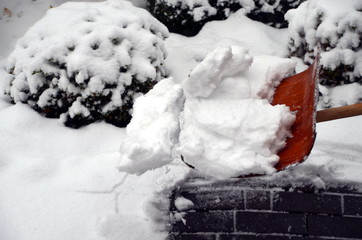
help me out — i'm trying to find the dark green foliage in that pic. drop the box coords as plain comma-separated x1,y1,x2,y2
146,0,305,36
248,0,306,28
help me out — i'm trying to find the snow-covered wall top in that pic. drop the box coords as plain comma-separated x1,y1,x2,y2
5,0,169,128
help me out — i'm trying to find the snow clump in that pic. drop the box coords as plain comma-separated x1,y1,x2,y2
286,0,362,107
119,46,297,179
5,0,169,128
118,78,184,174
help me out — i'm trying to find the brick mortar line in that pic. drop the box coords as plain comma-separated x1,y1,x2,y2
172,209,324,214
340,214,362,219
233,210,237,233
169,232,362,240
305,213,309,237
308,233,362,240
223,232,307,237
324,192,362,196
172,209,362,217
315,237,362,240
215,233,220,240
341,194,345,215
172,232,307,237
178,186,284,192
243,188,247,210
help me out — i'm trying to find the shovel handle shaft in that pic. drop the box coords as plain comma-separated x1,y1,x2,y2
316,102,362,123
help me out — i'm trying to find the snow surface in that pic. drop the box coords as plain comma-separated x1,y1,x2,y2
0,1,362,240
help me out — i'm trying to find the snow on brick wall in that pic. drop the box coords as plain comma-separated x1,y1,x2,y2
169,177,362,240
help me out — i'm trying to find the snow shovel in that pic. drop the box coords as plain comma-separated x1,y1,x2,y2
273,55,362,171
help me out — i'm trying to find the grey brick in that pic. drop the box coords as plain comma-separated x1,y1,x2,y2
245,190,270,210
173,211,234,233
168,233,216,240
308,214,362,238
179,189,244,211
344,195,362,216
273,192,342,215
235,211,306,234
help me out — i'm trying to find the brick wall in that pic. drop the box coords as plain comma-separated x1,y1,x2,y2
169,177,362,240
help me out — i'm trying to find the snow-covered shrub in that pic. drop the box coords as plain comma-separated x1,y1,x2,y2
5,0,169,128
286,0,362,89
248,0,305,28
146,0,304,36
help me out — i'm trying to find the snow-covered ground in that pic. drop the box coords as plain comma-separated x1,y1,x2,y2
0,1,361,240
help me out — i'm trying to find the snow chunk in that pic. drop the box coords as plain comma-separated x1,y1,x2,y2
118,78,184,175
182,46,253,98
174,197,194,211
178,46,296,179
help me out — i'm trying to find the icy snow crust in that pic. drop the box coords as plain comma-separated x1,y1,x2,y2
5,0,168,126
120,46,297,179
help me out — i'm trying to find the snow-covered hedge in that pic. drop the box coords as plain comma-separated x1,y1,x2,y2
248,0,305,28
286,0,362,88
146,0,305,36
5,0,169,128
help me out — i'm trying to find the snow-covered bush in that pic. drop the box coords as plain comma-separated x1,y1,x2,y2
5,0,169,128
248,0,305,28
146,0,305,36
286,0,362,89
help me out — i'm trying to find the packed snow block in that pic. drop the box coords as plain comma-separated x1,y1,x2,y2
169,177,362,239
5,0,169,128
172,211,234,233
344,195,362,216
146,0,305,36
273,192,342,215
235,211,306,234
308,215,362,239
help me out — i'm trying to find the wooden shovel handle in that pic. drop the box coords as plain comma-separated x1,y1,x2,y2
316,102,362,123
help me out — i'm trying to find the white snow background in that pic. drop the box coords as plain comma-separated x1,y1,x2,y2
0,1,361,240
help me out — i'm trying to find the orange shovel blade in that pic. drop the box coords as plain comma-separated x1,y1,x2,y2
273,57,319,171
